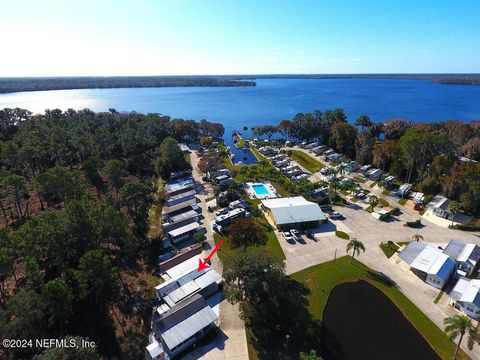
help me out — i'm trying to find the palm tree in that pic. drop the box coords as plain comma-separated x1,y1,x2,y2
346,238,366,264
412,233,424,242
369,195,379,209
444,315,479,360
337,163,346,176
449,200,462,227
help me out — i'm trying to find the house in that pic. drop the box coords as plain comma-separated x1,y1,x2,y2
260,196,326,230
398,242,455,289
150,294,218,360
449,278,480,320
305,142,319,149
326,153,342,162
161,198,200,221
159,246,202,274
146,341,164,360
344,161,359,173
360,164,372,173
274,159,289,168
286,169,302,178
215,175,232,187
366,168,383,180
443,239,480,276
166,190,196,207
162,209,201,234
396,183,412,198
312,145,328,155
323,149,335,157
178,143,191,153
426,195,453,219
215,207,246,227
165,177,195,196
228,199,249,210
156,266,221,307
166,222,204,244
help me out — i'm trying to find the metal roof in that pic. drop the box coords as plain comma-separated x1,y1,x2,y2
162,198,197,215
168,222,200,237
165,177,195,193
261,197,326,225
409,247,453,277
399,242,427,265
443,239,480,263
170,210,199,223
162,306,218,350
451,278,480,307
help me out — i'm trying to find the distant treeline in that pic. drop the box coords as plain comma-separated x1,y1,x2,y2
226,73,480,85
0,76,256,93
1,74,480,94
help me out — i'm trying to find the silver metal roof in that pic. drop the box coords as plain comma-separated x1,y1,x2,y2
398,242,427,265
161,306,218,350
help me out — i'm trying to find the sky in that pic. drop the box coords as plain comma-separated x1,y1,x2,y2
1,0,479,76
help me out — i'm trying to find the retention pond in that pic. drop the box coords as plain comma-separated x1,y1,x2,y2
322,280,441,360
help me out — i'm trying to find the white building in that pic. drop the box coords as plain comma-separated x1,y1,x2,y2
260,196,326,230
443,239,480,276
450,278,480,320
399,242,455,289
426,195,453,219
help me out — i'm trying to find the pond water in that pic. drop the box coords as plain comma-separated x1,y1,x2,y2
321,280,441,360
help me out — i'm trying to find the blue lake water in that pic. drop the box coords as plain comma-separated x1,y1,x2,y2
1,78,480,148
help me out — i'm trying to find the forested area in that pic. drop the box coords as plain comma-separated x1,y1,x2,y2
256,111,480,216
0,77,256,94
0,107,224,359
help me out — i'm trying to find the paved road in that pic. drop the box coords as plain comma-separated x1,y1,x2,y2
190,151,249,360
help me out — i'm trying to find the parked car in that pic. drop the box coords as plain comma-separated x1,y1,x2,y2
354,191,366,199
305,230,315,239
328,211,343,219
282,231,294,242
320,167,330,175
290,229,301,240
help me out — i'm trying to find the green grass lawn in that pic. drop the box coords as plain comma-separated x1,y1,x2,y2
214,227,285,262
290,257,469,360
354,176,366,183
370,181,378,188
398,198,408,205
380,242,400,258
382,189,391,195
290,150,324,173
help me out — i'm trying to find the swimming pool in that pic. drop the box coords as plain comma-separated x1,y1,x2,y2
253,184,269,196
245,182,279,200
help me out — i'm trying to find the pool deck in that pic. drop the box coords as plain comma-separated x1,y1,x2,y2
244,181,279,200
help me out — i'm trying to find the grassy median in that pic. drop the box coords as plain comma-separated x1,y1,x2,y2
290,150,324,173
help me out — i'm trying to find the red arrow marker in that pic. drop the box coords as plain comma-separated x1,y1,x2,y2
198,239,223,272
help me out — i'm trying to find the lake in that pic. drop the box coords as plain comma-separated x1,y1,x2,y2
321,280,440,360
1,78,480,148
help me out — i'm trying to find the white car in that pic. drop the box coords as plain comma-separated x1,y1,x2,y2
290,229,301,240
282,231,294,242
329,211,343,219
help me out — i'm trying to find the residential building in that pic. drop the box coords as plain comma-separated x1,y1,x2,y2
312,145,328,155
150,294,219,360
260,196,326,230
156,266,221,307
166,190,196,207
366,168,383,180
450,278,480,320
427,195,453,219
165,177,195,196
166,222,203,244
215,207,246,227
159,246,202,274
399,242,455,289
443,239,480,276
161,198,199,221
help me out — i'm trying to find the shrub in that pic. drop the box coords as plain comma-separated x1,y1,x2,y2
335,230,350,240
